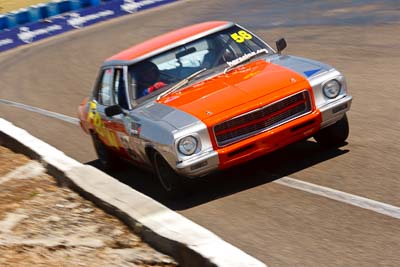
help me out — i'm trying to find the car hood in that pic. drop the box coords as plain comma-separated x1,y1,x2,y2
157,59,313,125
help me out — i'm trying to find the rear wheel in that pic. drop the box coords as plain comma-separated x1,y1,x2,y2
91,133,119,171
314,114,349,147
152,152,186,199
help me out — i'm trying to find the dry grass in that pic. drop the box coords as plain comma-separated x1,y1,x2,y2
0,0,50,13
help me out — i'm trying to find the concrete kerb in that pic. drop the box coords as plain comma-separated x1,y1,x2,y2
0,118,267,267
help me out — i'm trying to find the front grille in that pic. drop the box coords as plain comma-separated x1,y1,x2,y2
213,90,312,147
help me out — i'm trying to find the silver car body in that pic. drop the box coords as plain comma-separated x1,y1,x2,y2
84,22,352,178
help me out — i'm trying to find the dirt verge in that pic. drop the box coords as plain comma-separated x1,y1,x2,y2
0,146,177,267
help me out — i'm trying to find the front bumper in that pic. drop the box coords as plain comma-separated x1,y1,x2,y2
175,148,220,178
319,95,352,128
173,95,352,178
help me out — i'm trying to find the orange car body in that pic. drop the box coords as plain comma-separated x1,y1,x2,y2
78,21,351,179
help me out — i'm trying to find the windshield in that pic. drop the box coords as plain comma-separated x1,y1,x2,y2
128,25,272,101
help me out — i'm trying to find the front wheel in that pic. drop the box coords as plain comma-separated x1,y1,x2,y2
91,133,119,171
314,114,349,147
152,152,186,199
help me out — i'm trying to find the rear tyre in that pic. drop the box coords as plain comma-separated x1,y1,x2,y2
152,152,186,199
314,114,349,147
91,134,119,171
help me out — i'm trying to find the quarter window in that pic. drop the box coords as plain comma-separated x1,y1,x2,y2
98,69,113,106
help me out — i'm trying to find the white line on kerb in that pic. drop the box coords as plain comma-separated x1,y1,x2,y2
0,99,79,125
2,98,399,219
274,177,400,219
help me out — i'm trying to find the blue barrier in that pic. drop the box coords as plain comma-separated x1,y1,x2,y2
46,2,60,17
80,0,101,8
28,5,44,22
57,1,72,13
35,4,50,19
71,0,82,10
5,12,17,28
0,15,7,30
1,0,107,30
14,9,31,25
0,0,177,53
56,0,84,13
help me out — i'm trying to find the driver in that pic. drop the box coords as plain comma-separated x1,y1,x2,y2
133,61,166,98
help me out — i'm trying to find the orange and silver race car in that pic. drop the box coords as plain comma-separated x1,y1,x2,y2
78,21,352,197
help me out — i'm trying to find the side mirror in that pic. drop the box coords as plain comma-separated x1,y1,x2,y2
105,105,124,117
276,38,287,53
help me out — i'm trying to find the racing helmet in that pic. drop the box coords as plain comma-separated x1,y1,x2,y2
136,61,160,88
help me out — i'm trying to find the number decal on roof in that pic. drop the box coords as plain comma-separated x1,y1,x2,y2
230,30,252,43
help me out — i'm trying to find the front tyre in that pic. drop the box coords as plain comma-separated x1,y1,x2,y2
91,133,119,171
314,114,349,147
153,152,186,199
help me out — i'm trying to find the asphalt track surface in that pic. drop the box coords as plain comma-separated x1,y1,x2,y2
1,0,400,266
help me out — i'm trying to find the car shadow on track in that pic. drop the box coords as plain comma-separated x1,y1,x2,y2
87,139,349,211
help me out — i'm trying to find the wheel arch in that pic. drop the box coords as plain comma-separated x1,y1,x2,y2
145,145,157,165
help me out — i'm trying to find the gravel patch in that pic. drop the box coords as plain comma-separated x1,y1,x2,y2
0,146,177,267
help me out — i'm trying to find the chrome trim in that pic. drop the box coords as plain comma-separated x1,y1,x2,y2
321,79,341,99
122,66,132,110
176,133,202,156
308,69,349,109
319,95,352,128
127,101,217,177
172,120,214,164
175,148,219,178
213,90,313,147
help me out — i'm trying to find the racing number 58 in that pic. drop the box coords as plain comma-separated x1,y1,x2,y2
230,30,252,43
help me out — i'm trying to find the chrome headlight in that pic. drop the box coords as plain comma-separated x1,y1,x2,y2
178,136,198,156
323,79,341,99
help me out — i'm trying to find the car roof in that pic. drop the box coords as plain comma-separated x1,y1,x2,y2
104,21,234,66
